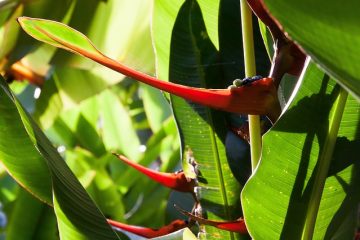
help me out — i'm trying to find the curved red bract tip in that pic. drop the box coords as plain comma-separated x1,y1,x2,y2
113,153,196,193
107,219,188,238
174,205,247,234
215,220,247,234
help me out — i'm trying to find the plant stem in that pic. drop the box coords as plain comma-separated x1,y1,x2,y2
302,87,348,240
240,0,261,172
0,58,8,73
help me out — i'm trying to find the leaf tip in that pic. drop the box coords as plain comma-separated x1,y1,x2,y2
17,16,31,27
17,16,39,37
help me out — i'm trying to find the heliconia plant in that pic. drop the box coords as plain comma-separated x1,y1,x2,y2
0,0,358,239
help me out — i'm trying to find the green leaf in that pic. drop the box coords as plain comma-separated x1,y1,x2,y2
141,84,172,132
98,89,141,161
65,148,97,188
262,0,360,100
124,185,169,227
93,169,125,222
17,16,102,58
6,189,55,240
257,20,274,59
9,0,74,63
0,79,52,204
152,0,220,83
0,76,120,239
158,0,242,238
152,228,197,240
0,4,22,60
218,0,270,81
33,205,59,240
27,0,155,129
0,172,18,204
34,66,123,130
51,0,154,71
197,0,220,49
152,0,185,82
66,149,125,222
241,61,360,239
50,97,106,157
182,228,198,240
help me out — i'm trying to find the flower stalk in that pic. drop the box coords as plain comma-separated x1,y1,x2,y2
301,87,348,240
241,0,262,171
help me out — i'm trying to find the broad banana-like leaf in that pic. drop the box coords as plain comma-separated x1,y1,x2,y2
152,228,197,240
263,0,360,100
156,0,243,239
242,60,360,239
0,76,120,239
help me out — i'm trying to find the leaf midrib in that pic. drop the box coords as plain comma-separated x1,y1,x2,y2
187,0,233,237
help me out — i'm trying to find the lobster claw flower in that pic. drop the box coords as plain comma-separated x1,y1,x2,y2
174,205,248,234
107,218,189,238
113,153,196,193
18,17,281,122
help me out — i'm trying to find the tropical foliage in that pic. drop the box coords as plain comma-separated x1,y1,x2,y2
0,0,359,239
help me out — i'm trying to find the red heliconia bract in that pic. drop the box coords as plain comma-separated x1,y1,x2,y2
175,205,248,234
113,153,196,193
31,23,281,122
107,219,189,238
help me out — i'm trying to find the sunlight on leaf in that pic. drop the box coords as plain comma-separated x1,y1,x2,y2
0,76,120,239
263,0,360,100
18,17,102,57
242,61,360,239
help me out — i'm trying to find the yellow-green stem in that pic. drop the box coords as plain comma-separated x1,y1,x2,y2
0,58,8,73
240,0,261,172
301,87,348,240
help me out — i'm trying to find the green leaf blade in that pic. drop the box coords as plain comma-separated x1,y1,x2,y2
98,89,141,160
0,76,121,239
0,80,52,204
6,189,54,240
18,17,102,58
241,61,360,239
154,0,243,238
262,0,360,100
